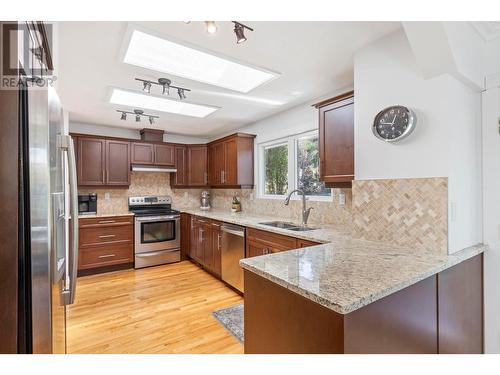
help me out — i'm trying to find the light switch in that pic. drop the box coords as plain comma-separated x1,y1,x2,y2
338,191,346,206
104,192,110,200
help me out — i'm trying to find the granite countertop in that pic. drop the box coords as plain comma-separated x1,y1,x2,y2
78,212,134,219
181,209,352,243
183,208,486,315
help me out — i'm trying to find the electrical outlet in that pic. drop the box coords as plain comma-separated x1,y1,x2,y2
338,191,346,206
250,192,254,200
104,192,110,200
184,192,188,198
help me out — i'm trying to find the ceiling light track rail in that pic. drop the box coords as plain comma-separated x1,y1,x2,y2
135,77,191,99
117,109,159,124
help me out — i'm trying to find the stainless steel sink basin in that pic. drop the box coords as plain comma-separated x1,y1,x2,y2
259,221,298,229
259,221,316,231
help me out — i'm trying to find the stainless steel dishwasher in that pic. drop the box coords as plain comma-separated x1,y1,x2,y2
221,223,246,292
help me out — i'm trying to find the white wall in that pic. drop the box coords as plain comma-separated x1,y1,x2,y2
354,28,482,253
482,87,500,353
69,121,209,144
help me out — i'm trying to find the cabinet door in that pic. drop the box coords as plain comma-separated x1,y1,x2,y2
132,142,155,165
154,144,175,166
171,146,187,186
208,143,219,186
246,239,269,258
211,221,222,277
189,217,201,263
180,213,191,260
202,222,214,271
77,137,106,185
187,145,208,186
213,142,225,185
223,138,238,185
105,140,130,185
319,96,354,185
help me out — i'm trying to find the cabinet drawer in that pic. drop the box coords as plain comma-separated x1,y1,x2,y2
79,224,133,247
79,215,133,228
247,228,298,250
79,243,133,269
297,239,321,248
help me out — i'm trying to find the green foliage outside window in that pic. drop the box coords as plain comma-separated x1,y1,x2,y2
264,144,288,195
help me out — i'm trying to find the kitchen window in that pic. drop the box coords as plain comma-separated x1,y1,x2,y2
259,130,331,201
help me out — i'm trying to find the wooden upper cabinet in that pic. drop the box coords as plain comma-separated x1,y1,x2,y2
207,133,255,189
171,145,187,187
105,140,130,185
315,91,355,188
154,143,175,166
187,145,208,186
223,138,238,185
131,142,155,165
77,137,106,186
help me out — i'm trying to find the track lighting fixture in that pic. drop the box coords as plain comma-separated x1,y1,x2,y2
184,21,254,44
177,88,186,100
142,81,152,93
205,21,217,34
135,78,191,100
232,22,253,44
117,109,159,123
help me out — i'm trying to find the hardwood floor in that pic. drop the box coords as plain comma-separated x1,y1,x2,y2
67,261,244,354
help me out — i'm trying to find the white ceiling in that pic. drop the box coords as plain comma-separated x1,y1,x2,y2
57,21,400,138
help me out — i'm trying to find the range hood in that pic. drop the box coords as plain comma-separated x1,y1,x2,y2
132,165,177,173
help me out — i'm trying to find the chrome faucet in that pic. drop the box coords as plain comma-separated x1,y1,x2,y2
284,189,313,227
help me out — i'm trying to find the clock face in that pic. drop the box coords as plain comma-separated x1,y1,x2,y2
372,105,416,142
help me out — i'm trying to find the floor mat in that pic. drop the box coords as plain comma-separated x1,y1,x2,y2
212,304,244,343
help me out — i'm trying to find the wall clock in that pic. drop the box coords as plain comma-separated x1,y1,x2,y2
372,105,417,142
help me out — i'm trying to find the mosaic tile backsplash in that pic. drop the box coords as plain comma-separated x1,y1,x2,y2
79,172,448,253
351,177,448,253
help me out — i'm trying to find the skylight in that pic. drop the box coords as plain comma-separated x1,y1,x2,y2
109,88,218,118
123,30,279,93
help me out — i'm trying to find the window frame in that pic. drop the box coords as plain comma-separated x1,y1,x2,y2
258,129,333,202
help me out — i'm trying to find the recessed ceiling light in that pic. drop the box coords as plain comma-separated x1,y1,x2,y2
109,88,218,118
123,29,279,93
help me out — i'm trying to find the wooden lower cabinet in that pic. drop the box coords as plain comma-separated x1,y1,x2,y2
180,213,191,260
244,254,483,354
78,215,134,275
188,216,222,277
246,228,305,257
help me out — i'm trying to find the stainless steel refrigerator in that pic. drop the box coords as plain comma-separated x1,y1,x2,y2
18,82,79,354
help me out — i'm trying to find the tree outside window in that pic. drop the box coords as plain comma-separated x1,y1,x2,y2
296,134,331,196
264,143,288,195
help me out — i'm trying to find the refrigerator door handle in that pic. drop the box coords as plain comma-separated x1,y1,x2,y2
60,135,79,305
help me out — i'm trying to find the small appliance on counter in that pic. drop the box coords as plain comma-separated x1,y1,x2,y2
200,190,211,211
78,193,97,215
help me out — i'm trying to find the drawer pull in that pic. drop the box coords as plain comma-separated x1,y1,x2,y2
99,234,116,239
98,220,116,224
98,254,116,259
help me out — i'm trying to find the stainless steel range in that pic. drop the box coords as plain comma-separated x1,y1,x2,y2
129,195,180,268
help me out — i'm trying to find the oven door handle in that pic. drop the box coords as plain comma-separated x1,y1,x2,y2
136,215,180,222
136,249,180,257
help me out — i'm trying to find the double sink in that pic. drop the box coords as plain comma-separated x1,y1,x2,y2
259,221,316,232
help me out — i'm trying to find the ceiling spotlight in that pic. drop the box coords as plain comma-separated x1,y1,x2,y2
158,78,171,96
205,21,217,34
134,109,144,122
232,22,253,44
177,88,187,100
142,81,152,93
120,112,127,121
149,116,155,125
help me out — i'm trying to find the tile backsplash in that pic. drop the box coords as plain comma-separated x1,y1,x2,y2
79,172,449,253
78,172,203,214
351,177,448,253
